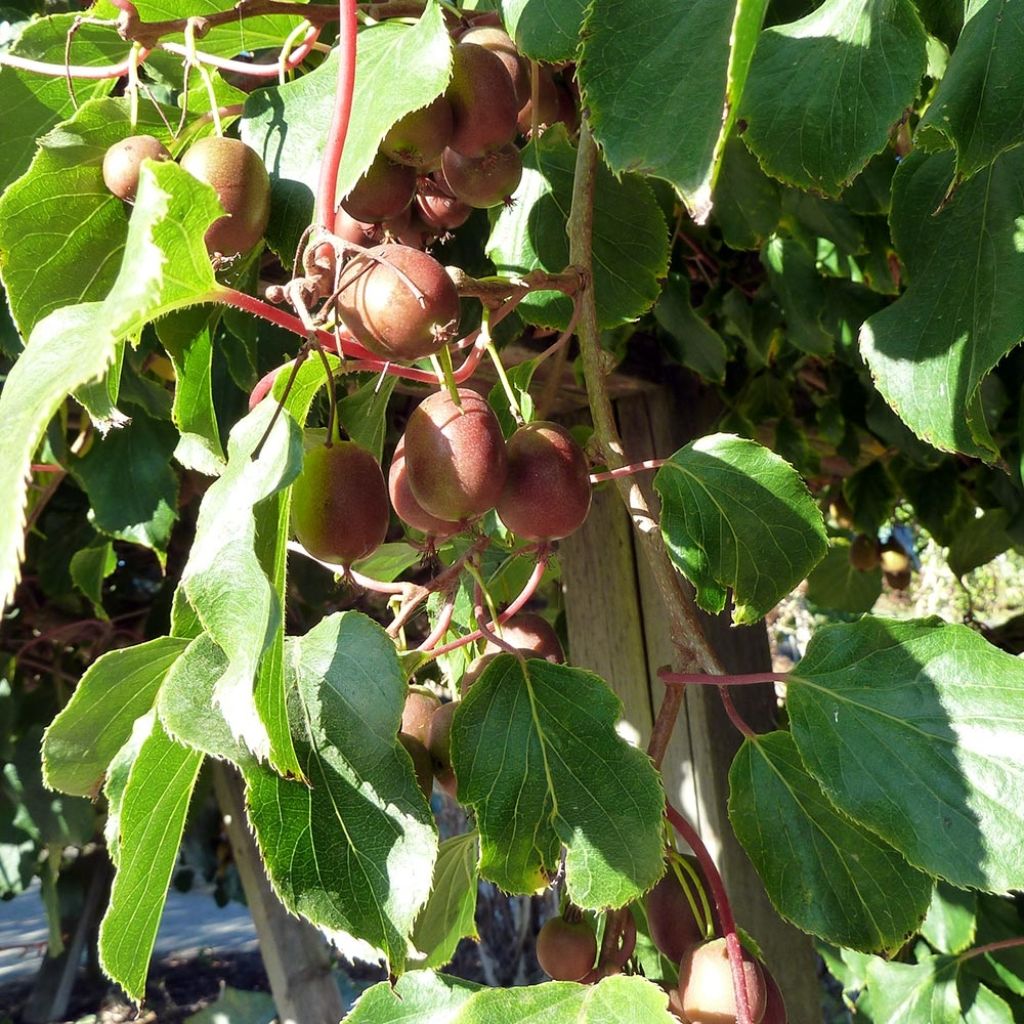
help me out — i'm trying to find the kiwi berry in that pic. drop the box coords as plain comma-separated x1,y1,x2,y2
402,687,442,745
879,538,911,575
678,938,767,1024
496,421,591,540
885,567,912,591
398,732,434,800
482,612,564,662
416,189,473,232
458,26,530,106
535,915,597,981
388,436,461,539
849,534,880,572
828,491,854,530
426,701,457,794
290,441,389,566
516,66,561,134
404,388,509,522
644,866,706,965
762,970,787,1024
441,144,523,208
103,134,171,202
179,136,271,256
340,152,416,224
459,653,497,695
380,96,454,169
336,244,460,361
446,42,519,157
334,206,384,248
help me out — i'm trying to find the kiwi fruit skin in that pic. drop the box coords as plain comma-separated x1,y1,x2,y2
885,567,912,590
446,42,519,157
398,732,434,800
644,868,706,965
334,206,384,247
404,388,509,522
496,421,592,541
179,136,271,255
426,701,458,795
401,688,442,745
677,938,767,1024
516,66,561,133
389,436,461,538
336,244,460,361
416,190,473,232
535,915,597,981
761,970,787,1024
380,96,454,169
340,152,416,223
879,538,911,575
290,441,389,566
849,533,880,572
458,26,530,106
441,144,523,208
482,613,564,662
103,134,171,202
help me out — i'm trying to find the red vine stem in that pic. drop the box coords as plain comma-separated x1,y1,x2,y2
160,26,319,76
666,802,753,1024
315,0,358,229
958,936,1024,963
660,670,789,687
0,50,150,78
30,464,63,474
718,686,756,739
589,458,666,484
416,596,454,652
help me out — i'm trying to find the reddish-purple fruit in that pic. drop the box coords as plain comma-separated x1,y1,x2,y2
644,869,706,965
340,152,416,223
334,206,383,248
446,42,519,157
404,388,509,522
516,66,560,133
103,134,171,202
678,939,767,1024
459,653,496,695
459,26,530,106
336,244,460,361
389,436,461,539
762,971,787,1024
441,144,523,208
290,442,389,566
885,567,912,591
399,732,434,799
383,206,434,250
380,96,454,168
416,190,473,232
849,534,880,572
536,915,597,981
483,613,564,662
179,136,271,255
496,421,591,540
402,687,442,745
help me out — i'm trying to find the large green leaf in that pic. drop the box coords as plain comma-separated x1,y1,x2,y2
804,540,882,614
410,832,480,970
653,273,728,383
653,433,828,624
501,0,585,61
729,731,932,952
350,972,679,1023
244,612,436,971
860,147,1024,459
451,655,664,908
487,127,669,329
921,882,977,955
741,0,927,194
99,714,203,1002
0,16,123,192
865,954,961,1023
761,235,832,355
578,0,768,221
179,400,303,766
787,616,1024,891
42,636,189,797
0,160,221,609
917,0,1024,182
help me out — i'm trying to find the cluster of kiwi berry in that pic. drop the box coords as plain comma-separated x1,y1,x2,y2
829,491,913,591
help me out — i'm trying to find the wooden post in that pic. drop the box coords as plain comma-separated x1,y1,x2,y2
211,763,346,1024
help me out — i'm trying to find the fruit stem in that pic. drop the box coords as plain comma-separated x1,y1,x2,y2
431,347,462,408
315,0,358,229
669,851,713,939
346,567,411,595
958,936,1024,963
466,566,505,644
567,119,723,773
660,670,789,686
665,802,754,1024
719,686,758,739
0,49,149,78
415,596,454,653
589,458,666,484
482,312,524,426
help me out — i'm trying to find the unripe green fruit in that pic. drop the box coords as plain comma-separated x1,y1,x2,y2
441,144,523,208
340,152,416,223
849,534,880,572
398,732,434,800
644,865,706,965
482,613,564,663
678,939,767,1024
536,915,597,981
446,42,519,157
879,539,911,575
380,96,454,168
389,436,461,539
497,421,591,540
336,244,460,361
179,136,271,256
404,388,509,522
401,687,442,745
458,26,529,106
290,442,389,566
103,134,171,202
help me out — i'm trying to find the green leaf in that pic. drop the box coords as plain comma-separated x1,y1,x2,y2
787,616,1024,891
410,832,480,970
653,273,728,383
961,982,1015,1024
98,715,203,1002
916,0,1024,182
184,986,276,1024
244,612,436,971
42,636,189,797
351,972,679,1023
352,542,424,584
0,16,124,192
0,159,221,609
180,400,303,765
760,235,832,355
0,97,180,338
69,539,117,618
860,147,1024,459
947,509,1013,578
805,539,882,614
241,4,451,245
337,374,398,462
728,731,931,952
654,434,828,624
502,0,585,61
921,882,977,955
711,138,781,250
451,655,664,908
488,127,669,329
579,0,768,221
865,954,961,1023
843,459,895,535
71,408,179,557
741,0,927,194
